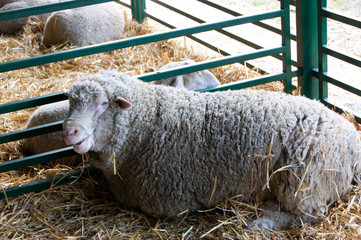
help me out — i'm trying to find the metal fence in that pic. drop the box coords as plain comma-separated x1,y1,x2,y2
0,0,359,199
314,0,361,122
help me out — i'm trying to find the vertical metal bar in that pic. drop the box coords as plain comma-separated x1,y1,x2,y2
131,0,146,23
317,0,328,100
281,0,292,94
296,0,319,99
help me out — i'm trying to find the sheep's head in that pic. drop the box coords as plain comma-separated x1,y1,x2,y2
63,80,132,154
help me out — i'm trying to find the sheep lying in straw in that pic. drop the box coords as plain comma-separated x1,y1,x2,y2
0,0,62,35
42,2,124,47
23,100,70,155
152,59,221,90
62,70,361,230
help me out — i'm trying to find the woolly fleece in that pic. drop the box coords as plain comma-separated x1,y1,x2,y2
24,100,70,154
42,2,125,47
65,70,361,226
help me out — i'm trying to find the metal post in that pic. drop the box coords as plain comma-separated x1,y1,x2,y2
131,0,146,23
280,0,292,94
317,0,328,101
296,0,319,99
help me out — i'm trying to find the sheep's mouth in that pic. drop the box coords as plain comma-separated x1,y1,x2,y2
74,138,86,146
72,134,93,154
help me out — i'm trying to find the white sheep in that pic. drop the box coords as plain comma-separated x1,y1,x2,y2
23,100,71,155
62,70,361,230
0,0,62,35
42,2,125,47
152,59,221,90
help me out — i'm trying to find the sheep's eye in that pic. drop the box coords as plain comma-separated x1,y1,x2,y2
102,101,108,106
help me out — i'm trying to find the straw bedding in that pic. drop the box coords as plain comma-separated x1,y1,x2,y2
0,6,360,239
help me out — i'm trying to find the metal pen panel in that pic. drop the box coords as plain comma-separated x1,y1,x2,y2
0,11,283,73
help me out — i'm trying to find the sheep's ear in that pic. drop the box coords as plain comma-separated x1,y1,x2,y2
114,96,132,110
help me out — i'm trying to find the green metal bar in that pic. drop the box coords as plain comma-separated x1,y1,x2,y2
0,168,98,200
138,47,285,82
296,0,320,99
317,0,328,100
322,9,361,29
311,70,361,97
0,92,67,114
131,0,146,23
0,147,76,173
281,0,292,93
324,74,361,97
322,99,361,124
144,11,269,75
0,121,63,144
0,0,114,21
197,0,297,41
323,46,361,68
198,70,300,93
0,11,283,73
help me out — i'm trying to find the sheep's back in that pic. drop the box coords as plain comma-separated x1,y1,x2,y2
111,85,361,218
42,2,124,47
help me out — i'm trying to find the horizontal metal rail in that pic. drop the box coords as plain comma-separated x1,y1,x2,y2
0,92,67,114
322,99,361,123
324,74,361,96
0,0,114,21
138,47,285,82
322,8,361,28
0,121,63,144
311,70,361,97
323,46,361,68
0,147,76,173
197,0,297,41
200,69,300,93
0,168,97,200
0,11,282,73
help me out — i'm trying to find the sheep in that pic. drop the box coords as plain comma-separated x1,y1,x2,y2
0,0,62,35
62,70,361,230
42,2,125,47
152,59,221,90
23,100,71,155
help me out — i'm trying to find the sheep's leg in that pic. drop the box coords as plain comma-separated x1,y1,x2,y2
247,200,294,230
247,210,294,230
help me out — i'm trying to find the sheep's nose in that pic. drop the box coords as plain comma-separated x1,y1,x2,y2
64,129,77,137
63,128,78,143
